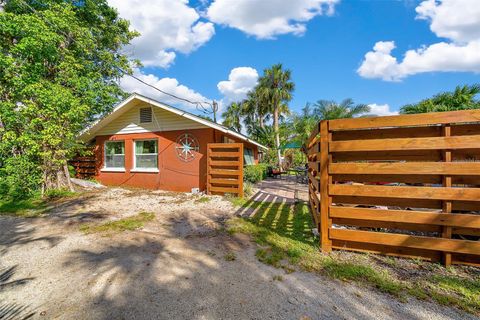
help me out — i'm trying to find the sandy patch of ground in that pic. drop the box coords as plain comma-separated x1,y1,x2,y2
0,188,475,320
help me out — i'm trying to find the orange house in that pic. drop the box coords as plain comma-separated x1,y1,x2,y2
78,94,267,192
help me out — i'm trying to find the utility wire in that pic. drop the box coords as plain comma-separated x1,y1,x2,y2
15,0,218,118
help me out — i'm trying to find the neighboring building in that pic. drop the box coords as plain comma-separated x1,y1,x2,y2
78,93,267,192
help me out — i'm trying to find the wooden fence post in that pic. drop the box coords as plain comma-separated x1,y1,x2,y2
238,143,244,198
442,124,452,266
319,120,332,252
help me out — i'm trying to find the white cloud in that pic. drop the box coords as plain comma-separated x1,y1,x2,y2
416,0,480,43
119,70,210,109
109,0,215,68
358,0,480,81
217,67,259,102
368,104,398,116
206,0,338,39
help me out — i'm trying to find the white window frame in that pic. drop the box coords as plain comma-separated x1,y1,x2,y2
102,140,125,172
132,139,159,173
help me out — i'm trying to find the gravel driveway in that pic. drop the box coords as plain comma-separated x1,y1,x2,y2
0,188,475,320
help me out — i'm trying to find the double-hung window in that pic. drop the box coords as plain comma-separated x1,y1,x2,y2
134,139,158,171
104,141,125,170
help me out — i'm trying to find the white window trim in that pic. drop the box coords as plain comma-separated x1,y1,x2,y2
133,139,159,172
103,140,125,171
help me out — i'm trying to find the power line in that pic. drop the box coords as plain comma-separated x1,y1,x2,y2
14,0,218,117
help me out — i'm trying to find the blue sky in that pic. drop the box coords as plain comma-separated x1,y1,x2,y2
112,0,480,117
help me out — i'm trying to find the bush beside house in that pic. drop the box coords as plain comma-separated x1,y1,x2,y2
244,164,268,184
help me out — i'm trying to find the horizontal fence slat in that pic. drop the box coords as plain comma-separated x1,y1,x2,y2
209,169,241,175
331,240,441,262
209,160,240,166
330,135,480,152
307,123,320,144
329,184,480,202
209,152,241,157
333,217,441,233
210,178,240,185
330,206,480,228
328,109,480,131
308,172,320,191
208,143,242,148
330,229,480,255
209,186,240,193
332,174,480,185
329,162,480,175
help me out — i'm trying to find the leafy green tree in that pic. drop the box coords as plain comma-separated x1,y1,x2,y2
400,84,480,114
221,102,243,132
257,64,294,167
0,0,137,197
290,103,319,144
249,126,275,148
313,98,371,120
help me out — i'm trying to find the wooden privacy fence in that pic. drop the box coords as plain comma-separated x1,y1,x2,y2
207,143,244,197
69,155,96,179
307,109,480,266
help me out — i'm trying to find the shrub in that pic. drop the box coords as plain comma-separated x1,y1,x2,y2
244,164,267,184
243,181,254,197
0,155,42,200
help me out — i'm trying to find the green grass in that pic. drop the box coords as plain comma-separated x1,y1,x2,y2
195,196,211,203
80,212,155,234
224,252,236,261
44,188,76,200
225,195,248,207
0,189,77,218
427,275,480,314
226,199,480,315
0,197,50,217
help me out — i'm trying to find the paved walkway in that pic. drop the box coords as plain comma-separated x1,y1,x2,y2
253,176,309,203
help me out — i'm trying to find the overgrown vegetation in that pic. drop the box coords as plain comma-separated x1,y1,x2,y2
0,0,137,198
243,164,267,184
194,196,211,204
80,212,155,234
401,84,480,114
227,199,480,315
0,188,75,217
0,196,49,217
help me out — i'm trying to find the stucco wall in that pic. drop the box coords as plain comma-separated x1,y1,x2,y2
94,128,214,192
93,128,260,192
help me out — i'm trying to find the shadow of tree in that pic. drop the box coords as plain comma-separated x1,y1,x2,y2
0,266,34,291
0,265,36,319
0,303,35,320
0,218,63,253
235,191,315,246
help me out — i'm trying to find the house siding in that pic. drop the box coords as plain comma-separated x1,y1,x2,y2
95,128,214,192
96,103,207,136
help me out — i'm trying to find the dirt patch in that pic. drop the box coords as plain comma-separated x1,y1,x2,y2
0,187,476,320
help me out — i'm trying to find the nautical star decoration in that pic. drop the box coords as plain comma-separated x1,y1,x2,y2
175,133,200,162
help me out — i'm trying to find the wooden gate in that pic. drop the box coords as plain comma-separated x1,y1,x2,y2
207,143,244,197
307,109,480,266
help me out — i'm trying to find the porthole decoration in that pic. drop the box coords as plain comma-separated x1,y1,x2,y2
175,133,200,162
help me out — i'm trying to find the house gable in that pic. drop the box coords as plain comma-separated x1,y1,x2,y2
79,93,267,150
96,102,207,136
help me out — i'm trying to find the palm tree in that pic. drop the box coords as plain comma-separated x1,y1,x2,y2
257,64,294,167
242,87,270,129
221,102,243,132
400,84,480,114
290,103,319,144
313,98,371,120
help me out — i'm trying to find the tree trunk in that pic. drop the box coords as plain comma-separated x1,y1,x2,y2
259,115,265,129
273,106,281,168
42,159,74,195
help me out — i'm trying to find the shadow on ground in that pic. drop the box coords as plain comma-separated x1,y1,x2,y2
0,264,36,319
